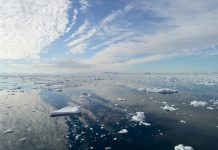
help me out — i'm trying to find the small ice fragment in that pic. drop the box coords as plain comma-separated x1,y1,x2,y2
105,147,111,150
118,129,128,134
75,135,81,140
174,144,194,150
180,120,186,123
131,112,151,126
160,105,179,111
51,106,80,117
101,134,106,138
206,106,214,110
4,128,14,134
19,138,27,142
113,137,117,140
190,100,207,107
117,97,126,101
141,88,178,94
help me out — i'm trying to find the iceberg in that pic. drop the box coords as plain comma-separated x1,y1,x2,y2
4,128,14,134
131,112,151,126
190,100,207,107
50,106,80,117
118,129,128,134
161,105,179,111
174,144,194,150
139,88,178,94
117,97,126,101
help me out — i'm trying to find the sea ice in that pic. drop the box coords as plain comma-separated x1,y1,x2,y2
206,106,214,110
4,128,14,134
180,120,186,123
190,100,207,107
117,97,126,101
50,106,80,117
18,138,27,142
160,105,179,111
131,112,151,126
174,144,194,150
105,147,111,150
139,88,178,94
118,129,128,134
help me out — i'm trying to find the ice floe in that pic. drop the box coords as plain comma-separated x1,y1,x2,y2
117,97,126,101
180,120,186,123
50,106,80,117
131,112,151,126
160,105,179,111
174,144,194,150
105,147,111,150
139,88,178,94
4,128,14,134
190,100,207,107
118,129,128,134
18,138,27,142
206,106,214,110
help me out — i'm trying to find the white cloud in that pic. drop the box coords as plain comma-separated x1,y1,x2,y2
67,4,133,54
72,9,78,22
0,0,71,59
83,0,218,66
79,0,90,12
70,19,90,39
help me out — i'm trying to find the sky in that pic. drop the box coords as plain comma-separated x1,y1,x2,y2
0,0,218,73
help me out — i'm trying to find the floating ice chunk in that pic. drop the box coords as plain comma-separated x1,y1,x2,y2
207,106,214,110
75,135,81,140
4,128,14,134
50,106,80,117
161,105,179,111
180,120,186,123
131,112,151,126
117,97,126,101
105,147,111,150
118,129,128,134
174,144,194,150
18,138,27,142
190,100,207,107
139,88,178,94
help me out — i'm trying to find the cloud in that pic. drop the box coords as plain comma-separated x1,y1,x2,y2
0,0,71,59
69,19,90,39
72,9,78,22
83,0,218,66
67,4,133,54
79,0,90,12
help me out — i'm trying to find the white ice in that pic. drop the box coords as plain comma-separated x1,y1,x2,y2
174,144,194,150
160,105,179,111
131,112,151,126
117,97,126,101
190,100,207,107
51,106,80,117
4,128,14,134
118,129,128,134
139,88,178,94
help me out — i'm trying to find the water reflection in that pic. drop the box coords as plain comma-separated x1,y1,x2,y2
0,74,218,150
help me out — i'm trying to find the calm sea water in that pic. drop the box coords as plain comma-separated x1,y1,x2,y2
0,73,218,150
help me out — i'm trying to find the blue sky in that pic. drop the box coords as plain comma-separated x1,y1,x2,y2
0,0,218,73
